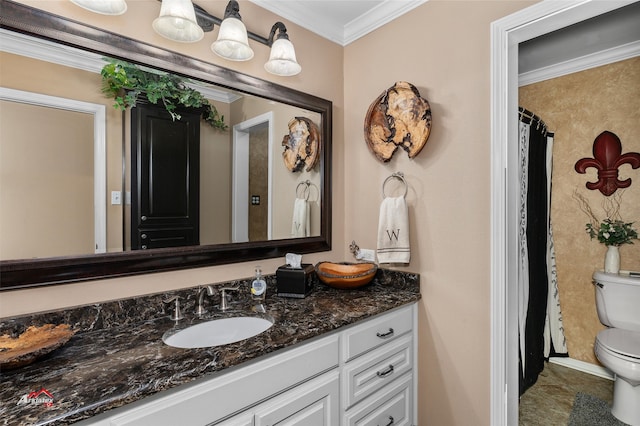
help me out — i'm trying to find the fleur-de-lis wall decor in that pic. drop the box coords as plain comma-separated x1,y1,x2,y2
574,130,640,196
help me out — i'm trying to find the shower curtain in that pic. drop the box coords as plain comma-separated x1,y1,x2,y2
518,107,568,396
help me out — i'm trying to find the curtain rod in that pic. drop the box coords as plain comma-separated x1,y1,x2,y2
518,106,554,137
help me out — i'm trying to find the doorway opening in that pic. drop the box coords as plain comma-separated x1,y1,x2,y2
490,1,639,424
232,112,274,243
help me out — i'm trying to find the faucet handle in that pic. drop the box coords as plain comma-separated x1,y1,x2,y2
220,287,239,311
163,296,184,321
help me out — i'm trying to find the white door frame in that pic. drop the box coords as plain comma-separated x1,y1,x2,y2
0,86,107,253
489,1,636,424
231,112,274,243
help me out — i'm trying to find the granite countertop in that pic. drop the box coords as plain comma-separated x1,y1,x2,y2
0,269,420,425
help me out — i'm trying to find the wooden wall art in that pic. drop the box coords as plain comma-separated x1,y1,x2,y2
574,130,640,196
364,81,432,163
282,117,320,172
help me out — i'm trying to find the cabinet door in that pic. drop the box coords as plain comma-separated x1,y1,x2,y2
254,371,339,426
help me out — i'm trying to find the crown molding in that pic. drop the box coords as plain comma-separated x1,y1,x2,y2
343,0,427,45
519,39,640,86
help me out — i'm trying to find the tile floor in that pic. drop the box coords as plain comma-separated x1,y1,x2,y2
519,361,614,425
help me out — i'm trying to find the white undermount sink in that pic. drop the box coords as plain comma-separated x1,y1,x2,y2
162,316,273,349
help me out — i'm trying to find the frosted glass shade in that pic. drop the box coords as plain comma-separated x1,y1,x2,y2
152,0,204,43
264,37,301,76
70,0,127,15
211,17,254,61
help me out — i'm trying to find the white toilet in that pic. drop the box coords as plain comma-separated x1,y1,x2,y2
593,270,640,426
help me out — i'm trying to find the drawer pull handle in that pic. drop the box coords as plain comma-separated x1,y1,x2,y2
376,328,394,339
377,364,394,377
378,415,394,426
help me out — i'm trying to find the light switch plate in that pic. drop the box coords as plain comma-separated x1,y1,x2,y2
111,191,121,205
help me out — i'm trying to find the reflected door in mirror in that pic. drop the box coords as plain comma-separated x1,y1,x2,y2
131,102,200,250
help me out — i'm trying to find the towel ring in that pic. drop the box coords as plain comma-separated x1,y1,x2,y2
382,172,408,198
296,180,311,200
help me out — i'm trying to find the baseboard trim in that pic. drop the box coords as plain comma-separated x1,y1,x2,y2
549,357,614,381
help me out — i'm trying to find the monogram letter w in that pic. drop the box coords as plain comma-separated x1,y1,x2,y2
386,229,400,241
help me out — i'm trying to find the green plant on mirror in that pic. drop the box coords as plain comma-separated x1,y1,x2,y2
100,59,227,130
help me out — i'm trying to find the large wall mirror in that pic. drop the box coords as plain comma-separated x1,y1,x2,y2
0,0,332,290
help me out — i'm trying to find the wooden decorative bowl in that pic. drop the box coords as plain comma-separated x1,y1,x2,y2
0,324,75,370
315,262,378,289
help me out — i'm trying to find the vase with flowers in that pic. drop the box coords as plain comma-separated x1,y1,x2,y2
575,191,638,274
586,218,638,273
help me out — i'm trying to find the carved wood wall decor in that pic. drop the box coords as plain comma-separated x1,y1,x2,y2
364,81,432,163
574,130,640,196
282,117,320,172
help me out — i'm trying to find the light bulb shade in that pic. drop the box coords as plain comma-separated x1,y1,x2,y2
211,17,254,61
152,0,204,43
264,37,301,76
70,0,127,15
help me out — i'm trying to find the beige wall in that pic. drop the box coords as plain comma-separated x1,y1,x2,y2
200,99,233,245
343,1,535,424
0,1,547,425
0,101,94,258
519,57,640,365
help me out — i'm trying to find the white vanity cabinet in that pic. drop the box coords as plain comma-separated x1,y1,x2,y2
83,304,417,426
340,304,417,426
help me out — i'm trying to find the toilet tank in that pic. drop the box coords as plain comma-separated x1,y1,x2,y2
594,270,640,331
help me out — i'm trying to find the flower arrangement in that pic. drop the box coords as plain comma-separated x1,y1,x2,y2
585,218,638,246
575,190,638,247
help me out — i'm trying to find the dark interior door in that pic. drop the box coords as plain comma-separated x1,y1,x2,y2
131,102,200,250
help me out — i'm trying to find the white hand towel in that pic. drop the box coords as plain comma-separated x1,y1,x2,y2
291,198,310,237
377,196,410,264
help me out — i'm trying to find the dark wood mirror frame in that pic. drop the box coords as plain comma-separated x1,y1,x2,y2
0,0,332,290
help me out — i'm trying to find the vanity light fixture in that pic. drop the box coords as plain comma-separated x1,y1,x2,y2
70,0,127,15
263,22,301,77
152,0,204,43
69,0,301,76
211,0,254,61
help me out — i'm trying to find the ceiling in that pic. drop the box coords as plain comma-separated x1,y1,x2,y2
519,1,640,74
249,0,427,46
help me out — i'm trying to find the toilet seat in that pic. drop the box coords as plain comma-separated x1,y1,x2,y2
597,328,640,360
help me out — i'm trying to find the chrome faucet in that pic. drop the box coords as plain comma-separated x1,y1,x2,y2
196,285,215,316
220,287,239,311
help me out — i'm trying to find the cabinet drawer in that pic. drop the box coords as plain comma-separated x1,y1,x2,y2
342,305,413,362
343,334,413,408
344,372,413,426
